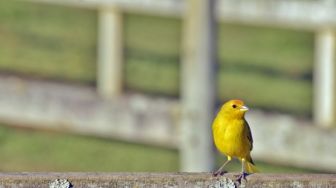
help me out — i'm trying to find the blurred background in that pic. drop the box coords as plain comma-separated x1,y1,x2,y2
0,0,335,173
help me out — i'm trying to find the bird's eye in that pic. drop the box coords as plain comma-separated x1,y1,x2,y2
232,104,237,108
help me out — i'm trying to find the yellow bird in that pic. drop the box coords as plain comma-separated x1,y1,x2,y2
212,99,258,179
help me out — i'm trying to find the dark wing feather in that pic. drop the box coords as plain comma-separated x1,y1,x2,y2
244,118,255,164
244,119,253,151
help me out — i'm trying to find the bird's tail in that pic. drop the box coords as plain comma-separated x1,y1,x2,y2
245,161,259,173
242,156,259,173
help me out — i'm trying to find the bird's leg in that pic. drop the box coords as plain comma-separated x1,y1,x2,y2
213,156,231,176
236,158,249,184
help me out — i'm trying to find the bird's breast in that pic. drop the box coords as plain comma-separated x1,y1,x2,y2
213,119,249,158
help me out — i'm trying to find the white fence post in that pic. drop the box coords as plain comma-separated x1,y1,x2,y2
180,0,217,172
97,8,123,98
314,29,335,128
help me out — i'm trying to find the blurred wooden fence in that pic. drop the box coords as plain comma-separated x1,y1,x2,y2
13,0,336,172
26,0,336,126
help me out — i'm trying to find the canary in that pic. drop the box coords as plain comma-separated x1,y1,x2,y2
212,99,258,179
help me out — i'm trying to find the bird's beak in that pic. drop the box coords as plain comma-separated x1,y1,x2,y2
240,105,249,112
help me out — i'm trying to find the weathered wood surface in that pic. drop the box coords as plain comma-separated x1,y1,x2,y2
0,173,334,188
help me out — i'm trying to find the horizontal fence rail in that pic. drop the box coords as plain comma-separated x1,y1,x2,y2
0,172,335,188
0,76,179,148
1,76,336,171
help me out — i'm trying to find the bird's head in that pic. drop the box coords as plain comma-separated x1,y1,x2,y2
220,99,249,119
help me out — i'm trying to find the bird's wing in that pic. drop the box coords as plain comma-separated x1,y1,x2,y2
244,119,253,151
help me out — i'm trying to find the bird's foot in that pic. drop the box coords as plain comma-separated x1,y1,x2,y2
235,172,249,184
212,170,227,177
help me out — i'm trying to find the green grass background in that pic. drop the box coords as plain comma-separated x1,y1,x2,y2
0,1,320,172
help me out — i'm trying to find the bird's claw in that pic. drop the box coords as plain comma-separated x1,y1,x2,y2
212,170,227,177
236,172,249,184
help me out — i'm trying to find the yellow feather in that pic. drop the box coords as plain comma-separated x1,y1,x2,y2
212,99,259,174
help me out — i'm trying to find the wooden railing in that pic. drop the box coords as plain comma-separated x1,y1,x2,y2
0,172,335,187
